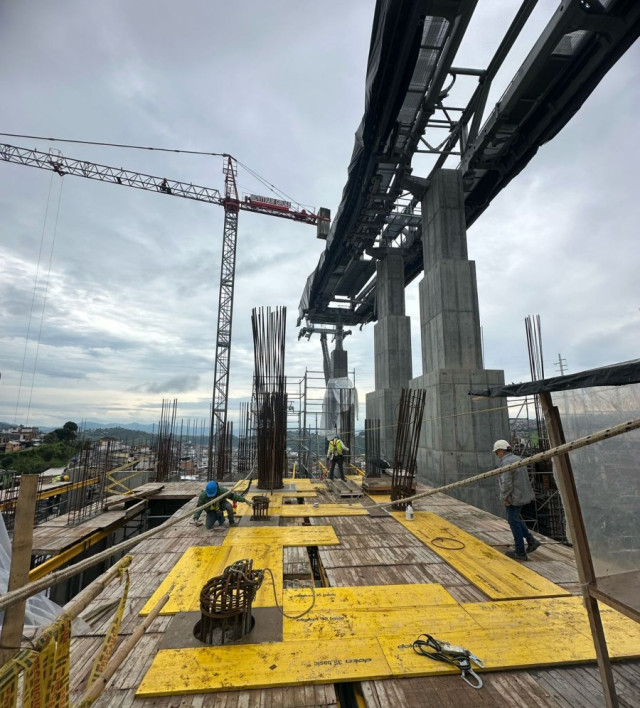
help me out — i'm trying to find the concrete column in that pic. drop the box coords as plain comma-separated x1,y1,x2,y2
410,169,509,517
366,250,412,462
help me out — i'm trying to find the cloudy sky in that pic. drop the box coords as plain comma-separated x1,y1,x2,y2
1,1,638,431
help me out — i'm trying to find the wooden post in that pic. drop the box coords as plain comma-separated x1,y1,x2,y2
78,591,170,704
0,473,39,665
538,391,619,708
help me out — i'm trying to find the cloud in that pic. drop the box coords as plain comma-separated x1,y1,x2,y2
130,374,200,395
0,0,638,430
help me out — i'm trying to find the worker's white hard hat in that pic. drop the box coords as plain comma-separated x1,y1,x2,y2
492,439,511,452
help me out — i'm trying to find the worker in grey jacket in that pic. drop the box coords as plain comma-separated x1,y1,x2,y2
493,440,540,561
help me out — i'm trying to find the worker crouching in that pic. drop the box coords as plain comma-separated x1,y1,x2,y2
191,480,248,529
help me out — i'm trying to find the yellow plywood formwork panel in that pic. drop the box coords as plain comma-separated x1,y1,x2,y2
393,511,569,600
461,596,640,655
243,495,283,513
223,525,339,548
283,605,479,642
379,601,640,676
283,583,458,614
279,503,369,517
137,592,640,696
139,544,283,615
244,490,317,500
137,638,392,697
364,493,393,504
139,545,230,616
287,478,326,492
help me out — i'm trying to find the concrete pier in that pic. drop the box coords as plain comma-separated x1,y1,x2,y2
365,250,412,463
410,169,508,516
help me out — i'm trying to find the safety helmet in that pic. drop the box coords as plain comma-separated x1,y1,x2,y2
205,480,219,497
62,475,70,481
492,439,511,452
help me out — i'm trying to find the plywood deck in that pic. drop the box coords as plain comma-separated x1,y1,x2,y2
66,480,640,707
31,507,141,555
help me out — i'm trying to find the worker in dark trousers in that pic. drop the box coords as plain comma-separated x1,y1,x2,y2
190,480,248,528
327,435,349,481
493,439,541,560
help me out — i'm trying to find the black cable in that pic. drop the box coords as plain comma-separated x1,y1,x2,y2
0,132,226,157
412,634,471,670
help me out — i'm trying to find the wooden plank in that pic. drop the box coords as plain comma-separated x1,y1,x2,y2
0,473,38,664
283,583,458,614
393,511,569,599
320,546,441,569
136,597,640,697
223,525,339,547
136,638,392,697
139,546,229,615
139,544,283,615
279,503,368,517
283,604,478,642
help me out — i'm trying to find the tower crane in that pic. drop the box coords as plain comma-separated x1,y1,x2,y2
0,142,330,480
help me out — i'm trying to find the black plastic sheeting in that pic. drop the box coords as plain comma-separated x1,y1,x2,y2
469,359,640,398
298,0,426,322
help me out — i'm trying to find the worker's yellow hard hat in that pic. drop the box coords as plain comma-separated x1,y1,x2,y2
62,474,70,481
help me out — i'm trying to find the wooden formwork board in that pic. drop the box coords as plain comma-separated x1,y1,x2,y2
137,594,640,697
223,525,339,547
137,637,391,697
138,544,283,614
279,503,368,517
244,490,318,500
282,583,458,614
283,604,478,641
139,526,338,615
393,511,570,600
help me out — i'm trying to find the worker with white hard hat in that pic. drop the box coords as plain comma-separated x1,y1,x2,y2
493,439,540,561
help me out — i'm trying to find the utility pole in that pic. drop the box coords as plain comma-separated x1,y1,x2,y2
555,353,568,376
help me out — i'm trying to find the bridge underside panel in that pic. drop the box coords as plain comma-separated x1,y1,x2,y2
299,0,640,327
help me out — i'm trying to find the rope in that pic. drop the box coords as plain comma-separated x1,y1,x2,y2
431,537,465,550
372,416,640,511
0,469,256,613
228,565,316,620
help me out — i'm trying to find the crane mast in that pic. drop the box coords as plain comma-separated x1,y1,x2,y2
1,142,329,481
207,157,240,480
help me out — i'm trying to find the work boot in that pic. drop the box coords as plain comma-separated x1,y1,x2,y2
527,538,541,554
505,549,528,561
228,519,238,526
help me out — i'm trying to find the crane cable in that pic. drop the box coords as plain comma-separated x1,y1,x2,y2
0,132,225,157
25,177,65,425
1,132,312,215
13,172,63,425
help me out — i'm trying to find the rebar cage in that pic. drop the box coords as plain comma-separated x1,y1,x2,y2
195,559,265,646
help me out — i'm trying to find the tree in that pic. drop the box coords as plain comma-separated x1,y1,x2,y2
46,421,79,444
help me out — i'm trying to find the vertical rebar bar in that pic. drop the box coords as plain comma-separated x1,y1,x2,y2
391,389,426,507
251,306,287,491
